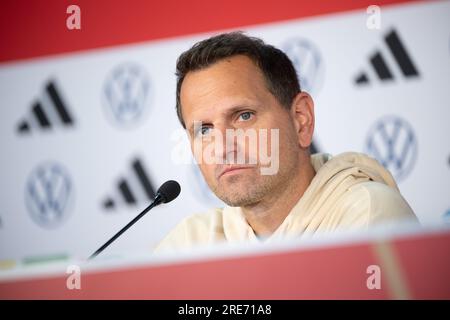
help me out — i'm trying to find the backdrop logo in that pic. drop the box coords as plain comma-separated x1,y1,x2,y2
354,28,420,86
282,38,325,94
365,115,417,182
102,157,156,210
25,162,73,228
16,79,75,135
103,63,151,128
189,164,224,208
444,209,450,225
310,140,320,155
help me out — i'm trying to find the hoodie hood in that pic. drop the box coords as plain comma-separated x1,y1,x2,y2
223,152,400,242
310,152,399,192
274,151,400,238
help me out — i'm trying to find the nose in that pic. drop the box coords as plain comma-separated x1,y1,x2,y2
212,124,238,165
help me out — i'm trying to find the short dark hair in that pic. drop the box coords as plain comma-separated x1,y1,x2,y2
175,31,301,128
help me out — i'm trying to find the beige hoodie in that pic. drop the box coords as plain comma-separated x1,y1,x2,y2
155,152,417,253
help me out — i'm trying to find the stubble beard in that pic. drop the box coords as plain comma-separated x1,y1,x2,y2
209,159,299,207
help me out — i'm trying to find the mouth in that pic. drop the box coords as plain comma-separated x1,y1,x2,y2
218,166,254,179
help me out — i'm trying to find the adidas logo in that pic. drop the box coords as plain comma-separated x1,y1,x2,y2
355,29,420,85
310,141,319,155
103,158,157,210
17,80,75,134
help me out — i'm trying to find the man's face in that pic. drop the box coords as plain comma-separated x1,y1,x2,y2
180,55,304,207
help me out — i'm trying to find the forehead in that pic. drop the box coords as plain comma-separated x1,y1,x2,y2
180,55,271,121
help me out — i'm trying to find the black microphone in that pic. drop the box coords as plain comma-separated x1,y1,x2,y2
89,180,181,260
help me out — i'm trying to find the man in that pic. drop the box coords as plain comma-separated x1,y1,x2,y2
155,32,417,252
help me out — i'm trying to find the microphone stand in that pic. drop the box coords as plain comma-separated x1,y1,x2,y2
89,194,163,260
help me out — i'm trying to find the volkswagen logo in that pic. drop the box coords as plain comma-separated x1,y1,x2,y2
188,164,224,208
444,209,450,225
103,63,151,128
25,162,73,228
282,38,325,94
365,115,417,182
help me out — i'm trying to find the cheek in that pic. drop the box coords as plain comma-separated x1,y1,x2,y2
262,120,293,151
279,115,300,144
191,136,222,164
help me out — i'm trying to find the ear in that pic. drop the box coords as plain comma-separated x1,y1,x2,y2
290,92,315,149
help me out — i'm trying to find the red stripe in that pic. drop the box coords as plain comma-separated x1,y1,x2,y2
1,230,449,299
392,232,450,299
0,0,420,63
0,243,387,299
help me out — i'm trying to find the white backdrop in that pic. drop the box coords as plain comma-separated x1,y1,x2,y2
0,0,449,261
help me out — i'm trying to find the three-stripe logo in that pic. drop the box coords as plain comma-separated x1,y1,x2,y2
103,158,157,210
16,80,75,134
355,29,420,85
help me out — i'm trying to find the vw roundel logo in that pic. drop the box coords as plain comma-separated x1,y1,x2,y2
444,209,450,225
25,162,73,228
189,164,224,208
365,115,417,182
282,38,325,94
103,63,151,127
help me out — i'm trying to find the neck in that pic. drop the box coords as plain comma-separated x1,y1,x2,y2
241,155,316,237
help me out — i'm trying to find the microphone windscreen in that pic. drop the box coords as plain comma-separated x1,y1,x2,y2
157,180,181,203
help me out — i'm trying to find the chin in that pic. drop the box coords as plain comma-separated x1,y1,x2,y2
215,188,258,207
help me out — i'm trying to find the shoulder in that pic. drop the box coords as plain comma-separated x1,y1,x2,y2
336,181,418,229
153,208,224,254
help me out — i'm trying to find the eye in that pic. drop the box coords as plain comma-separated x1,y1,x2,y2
201,127,211,135
195,126,212,137
238,111,254,122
